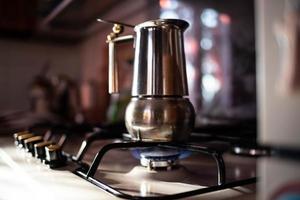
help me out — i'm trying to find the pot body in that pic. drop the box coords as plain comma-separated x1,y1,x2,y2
132,19,189,97
125,97,195,142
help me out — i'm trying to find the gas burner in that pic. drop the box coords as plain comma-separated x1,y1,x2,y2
131,146,191,171
139,148,180,170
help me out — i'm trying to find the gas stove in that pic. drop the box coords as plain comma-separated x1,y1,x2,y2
0,125,258,199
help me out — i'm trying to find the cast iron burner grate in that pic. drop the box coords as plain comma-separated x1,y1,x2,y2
71,131,257,200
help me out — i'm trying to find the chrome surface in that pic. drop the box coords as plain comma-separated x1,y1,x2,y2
232,146,270,157
125,97,195,142
106,19,190,96
139,148,180,170
97,18,135,28
132,19,189,96
108,41,118,93
140,157,179,170
105,19,195,142
134,19,189,31
108,35,134,93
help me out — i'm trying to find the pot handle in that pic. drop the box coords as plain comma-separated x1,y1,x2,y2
97,19,134,93
107,34,134,93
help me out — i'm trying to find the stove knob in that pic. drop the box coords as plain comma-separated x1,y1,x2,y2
34,141,53,159
17,133,34,148
13,131,29,146
45,144,66,168
24,136,43,156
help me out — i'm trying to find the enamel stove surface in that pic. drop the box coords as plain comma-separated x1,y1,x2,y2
0,138,117,200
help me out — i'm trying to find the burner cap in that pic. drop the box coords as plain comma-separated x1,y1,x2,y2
140,149,180,170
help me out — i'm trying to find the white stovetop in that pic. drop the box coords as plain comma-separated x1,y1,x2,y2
0,145,116,200
0,138,256,200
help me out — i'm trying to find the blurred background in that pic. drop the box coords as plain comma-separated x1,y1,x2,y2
0,0,256,132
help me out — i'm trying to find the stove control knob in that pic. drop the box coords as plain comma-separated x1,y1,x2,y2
34,141,52,159
17,133,34,148
24,136,43,156
13,131,29,146
45,144,66,168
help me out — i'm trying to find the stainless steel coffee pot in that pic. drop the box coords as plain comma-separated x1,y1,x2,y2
102,19,195,142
